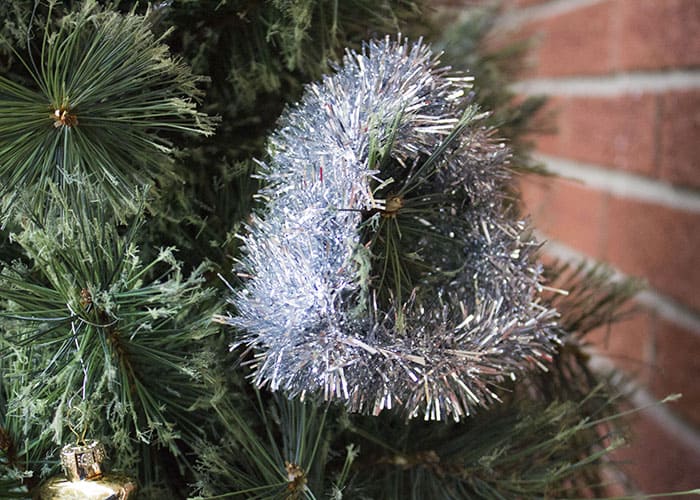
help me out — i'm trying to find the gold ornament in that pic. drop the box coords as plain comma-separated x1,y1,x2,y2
38,440,136,500
60,441,106,481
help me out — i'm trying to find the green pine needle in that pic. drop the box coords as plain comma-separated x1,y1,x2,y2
358,105,484,320
544,259,642,337
0,188,220,475
192,393,332,500
0,0,215,217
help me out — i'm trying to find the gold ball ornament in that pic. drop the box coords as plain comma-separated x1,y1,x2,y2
38,441,136,500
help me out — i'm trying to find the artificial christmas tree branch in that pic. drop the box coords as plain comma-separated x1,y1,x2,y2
0,186,220,491
0,0,214,218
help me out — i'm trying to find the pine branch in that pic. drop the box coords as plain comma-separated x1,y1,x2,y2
0,385,34,498
339,386,625,499
0,451,25,498
0,188,220,479
191,385,649,499
543,259,641,339
0,0,33,74
141,0,425,270
192,393,332,500
428,5,552,175
0,1,215,218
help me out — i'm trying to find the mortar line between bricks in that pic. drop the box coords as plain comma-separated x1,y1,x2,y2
535,154,700,213
494,0,605,29
535,236,700,336
512,71,700,96
588,355,700,451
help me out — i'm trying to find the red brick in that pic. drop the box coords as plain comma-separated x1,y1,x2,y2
658,90,700,189
613,410,700,495
598,466,629,498
431,0,494,6
513,0,551,7
604,197,700,312
518,1,615,78
519,173,547,212
567,95,657,176
617,0,700,71
649,318,700,428
537,95,658,176
529,95,564,156
587,307,654,383
519,175,607,259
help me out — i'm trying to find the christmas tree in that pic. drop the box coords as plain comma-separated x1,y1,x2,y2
0,1,690,498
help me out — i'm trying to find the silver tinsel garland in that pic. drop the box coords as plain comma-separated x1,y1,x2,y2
220,37,562,421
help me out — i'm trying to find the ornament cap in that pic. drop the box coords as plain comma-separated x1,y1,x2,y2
60,440,106,482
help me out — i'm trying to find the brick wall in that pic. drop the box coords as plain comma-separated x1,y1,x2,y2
438,0,700,495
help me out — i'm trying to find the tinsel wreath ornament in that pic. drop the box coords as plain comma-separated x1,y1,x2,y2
39,437,135,499
219,36,565,421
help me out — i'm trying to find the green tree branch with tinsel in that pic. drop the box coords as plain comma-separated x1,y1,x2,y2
0,2,694,499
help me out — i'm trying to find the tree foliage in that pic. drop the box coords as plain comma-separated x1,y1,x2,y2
0,1,214,217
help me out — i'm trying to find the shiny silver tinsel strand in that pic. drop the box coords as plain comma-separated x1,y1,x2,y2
218,36,563,421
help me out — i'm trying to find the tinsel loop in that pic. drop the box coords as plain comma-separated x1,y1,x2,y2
221,36,562,421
